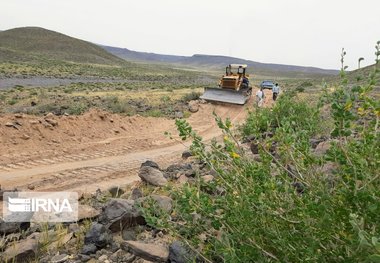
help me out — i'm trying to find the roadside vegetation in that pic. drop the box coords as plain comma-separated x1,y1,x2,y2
141,42,380,262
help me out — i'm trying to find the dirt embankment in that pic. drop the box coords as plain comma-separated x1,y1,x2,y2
0,89,274,193
0,103,248,192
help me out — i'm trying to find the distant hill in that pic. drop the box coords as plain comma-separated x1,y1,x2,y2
102,45,339,77
0,27,125,65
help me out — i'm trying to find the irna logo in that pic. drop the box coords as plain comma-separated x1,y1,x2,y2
2,192,78,222
7,197,73,213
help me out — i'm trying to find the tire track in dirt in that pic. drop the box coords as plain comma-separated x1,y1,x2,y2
0,98,253,193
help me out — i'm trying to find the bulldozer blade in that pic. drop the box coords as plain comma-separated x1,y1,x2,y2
200,87,250,105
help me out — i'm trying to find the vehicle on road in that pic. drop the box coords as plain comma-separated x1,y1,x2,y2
200,64,252,105
260,80,275,90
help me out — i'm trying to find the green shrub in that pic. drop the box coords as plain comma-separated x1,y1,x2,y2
7,98,18,105
242,92,320,138
144,109,163,117
181,91,201,102
67,102,88,115
142,42,380,262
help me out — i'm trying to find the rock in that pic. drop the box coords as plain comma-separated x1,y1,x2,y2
201,174,214,183
45,118,58,127
108,186,125,198
169,241,196,263
82,223,112,254
137,195,173,213
139,166,167,186
82,243,98,255
188,100,199,113
165,163,195,179
29,120,39,124
130,188,143,200
27,184,35,190
320,161,339,175
98,254,108,261
243,134,257,143
121,241,169,262
174,111,184,119
45,112,55,118
78,204,100,221
48,232,73,250
250,141,259,154
78,254,92,261
252,154,262,162
98,199,145,232
0,220,30,235
292,182,305,194
309,138,326,149
110,249,135,263
5,232,22,243
177,174,189,185
314,140,337,157
50,254,69,263
68,223,81,234
141,160,160,170
5,122,14,127
181,150,192,159
14,113,23,118
2,238,38,262
122,228,137,241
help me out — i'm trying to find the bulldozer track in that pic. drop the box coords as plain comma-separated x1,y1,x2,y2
0,100,254,193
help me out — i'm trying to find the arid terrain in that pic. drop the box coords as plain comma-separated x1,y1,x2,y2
0,92,272,194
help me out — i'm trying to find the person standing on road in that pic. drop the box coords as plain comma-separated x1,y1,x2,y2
256,87,265,107
272,83,280,101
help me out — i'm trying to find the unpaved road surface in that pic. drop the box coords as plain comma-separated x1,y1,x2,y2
0,90,273,194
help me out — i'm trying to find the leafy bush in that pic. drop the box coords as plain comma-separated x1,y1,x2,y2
181,91,201,102
142,42,380,262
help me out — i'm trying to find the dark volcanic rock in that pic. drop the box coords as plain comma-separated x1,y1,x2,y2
141,160,160,170
138,166,167,186
82,222,112,255
98,199,145,232
169,241,197,263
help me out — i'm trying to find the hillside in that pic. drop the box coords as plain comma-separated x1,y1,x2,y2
0,27,125,65
102,45,339,77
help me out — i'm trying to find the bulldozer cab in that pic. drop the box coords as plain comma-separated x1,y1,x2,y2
200,63,252,105
226,64,246,76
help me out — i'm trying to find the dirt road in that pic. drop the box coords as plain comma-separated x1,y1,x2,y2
0,88,274,194
0,99,262,194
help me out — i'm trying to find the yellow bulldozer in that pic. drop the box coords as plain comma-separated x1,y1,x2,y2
200,64,252,105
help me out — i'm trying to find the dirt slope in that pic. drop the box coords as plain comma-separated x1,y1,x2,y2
0,89,273,194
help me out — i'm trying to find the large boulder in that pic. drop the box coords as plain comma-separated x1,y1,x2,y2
138,166,167,186
98,199,145,232
121,241,169,262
